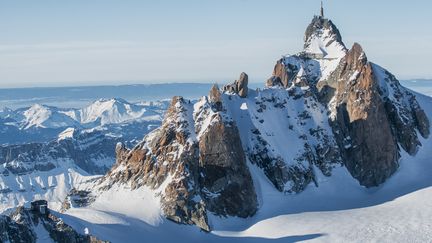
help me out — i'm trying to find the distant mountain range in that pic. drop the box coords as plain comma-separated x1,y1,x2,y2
0,83,216,109
0,98,167,144
0,81,430,110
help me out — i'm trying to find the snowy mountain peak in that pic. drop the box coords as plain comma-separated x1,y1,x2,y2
57,127,76,141
303,16,347,59
78,97,160,125
22,104,79,129
95,97,129,105
267,16,349,88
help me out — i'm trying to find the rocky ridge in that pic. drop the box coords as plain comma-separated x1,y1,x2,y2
223,72,249,98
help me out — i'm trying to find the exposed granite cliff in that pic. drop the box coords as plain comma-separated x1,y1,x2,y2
329,43,400,187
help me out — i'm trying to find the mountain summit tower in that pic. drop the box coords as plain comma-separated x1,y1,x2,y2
320,1,324,18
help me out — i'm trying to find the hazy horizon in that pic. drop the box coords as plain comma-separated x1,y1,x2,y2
1,0,432,88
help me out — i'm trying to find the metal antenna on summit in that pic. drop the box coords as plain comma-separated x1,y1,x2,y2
320,1,324,18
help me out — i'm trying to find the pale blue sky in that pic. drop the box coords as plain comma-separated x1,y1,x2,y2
0,0,431,88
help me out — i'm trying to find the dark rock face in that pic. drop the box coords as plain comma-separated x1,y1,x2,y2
267,60,290,88
209,84,223,111
1,202,107,243
0,214,34,243
223,72,249,98
329,43,429,187
199,115,257,217
331,43,399,187
266,76,283,88
61,189,95,212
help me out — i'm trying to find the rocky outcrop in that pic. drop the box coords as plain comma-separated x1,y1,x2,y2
100,97,209,230
98,94,257,231
323,42,430,187
329,43,400,187
0,214,34,243
1,201,107,243
61,188,95,212
267,61,290,88
209,84,223,111
199,86,258,216
223,72,249,98
199,114,257,217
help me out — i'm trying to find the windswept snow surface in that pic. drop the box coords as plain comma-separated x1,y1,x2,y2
53,91,432,243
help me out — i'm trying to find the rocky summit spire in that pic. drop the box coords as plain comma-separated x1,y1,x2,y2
320,1,324,18
303,15,347,59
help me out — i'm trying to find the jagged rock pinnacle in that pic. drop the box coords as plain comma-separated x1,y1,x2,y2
222,72,249,98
